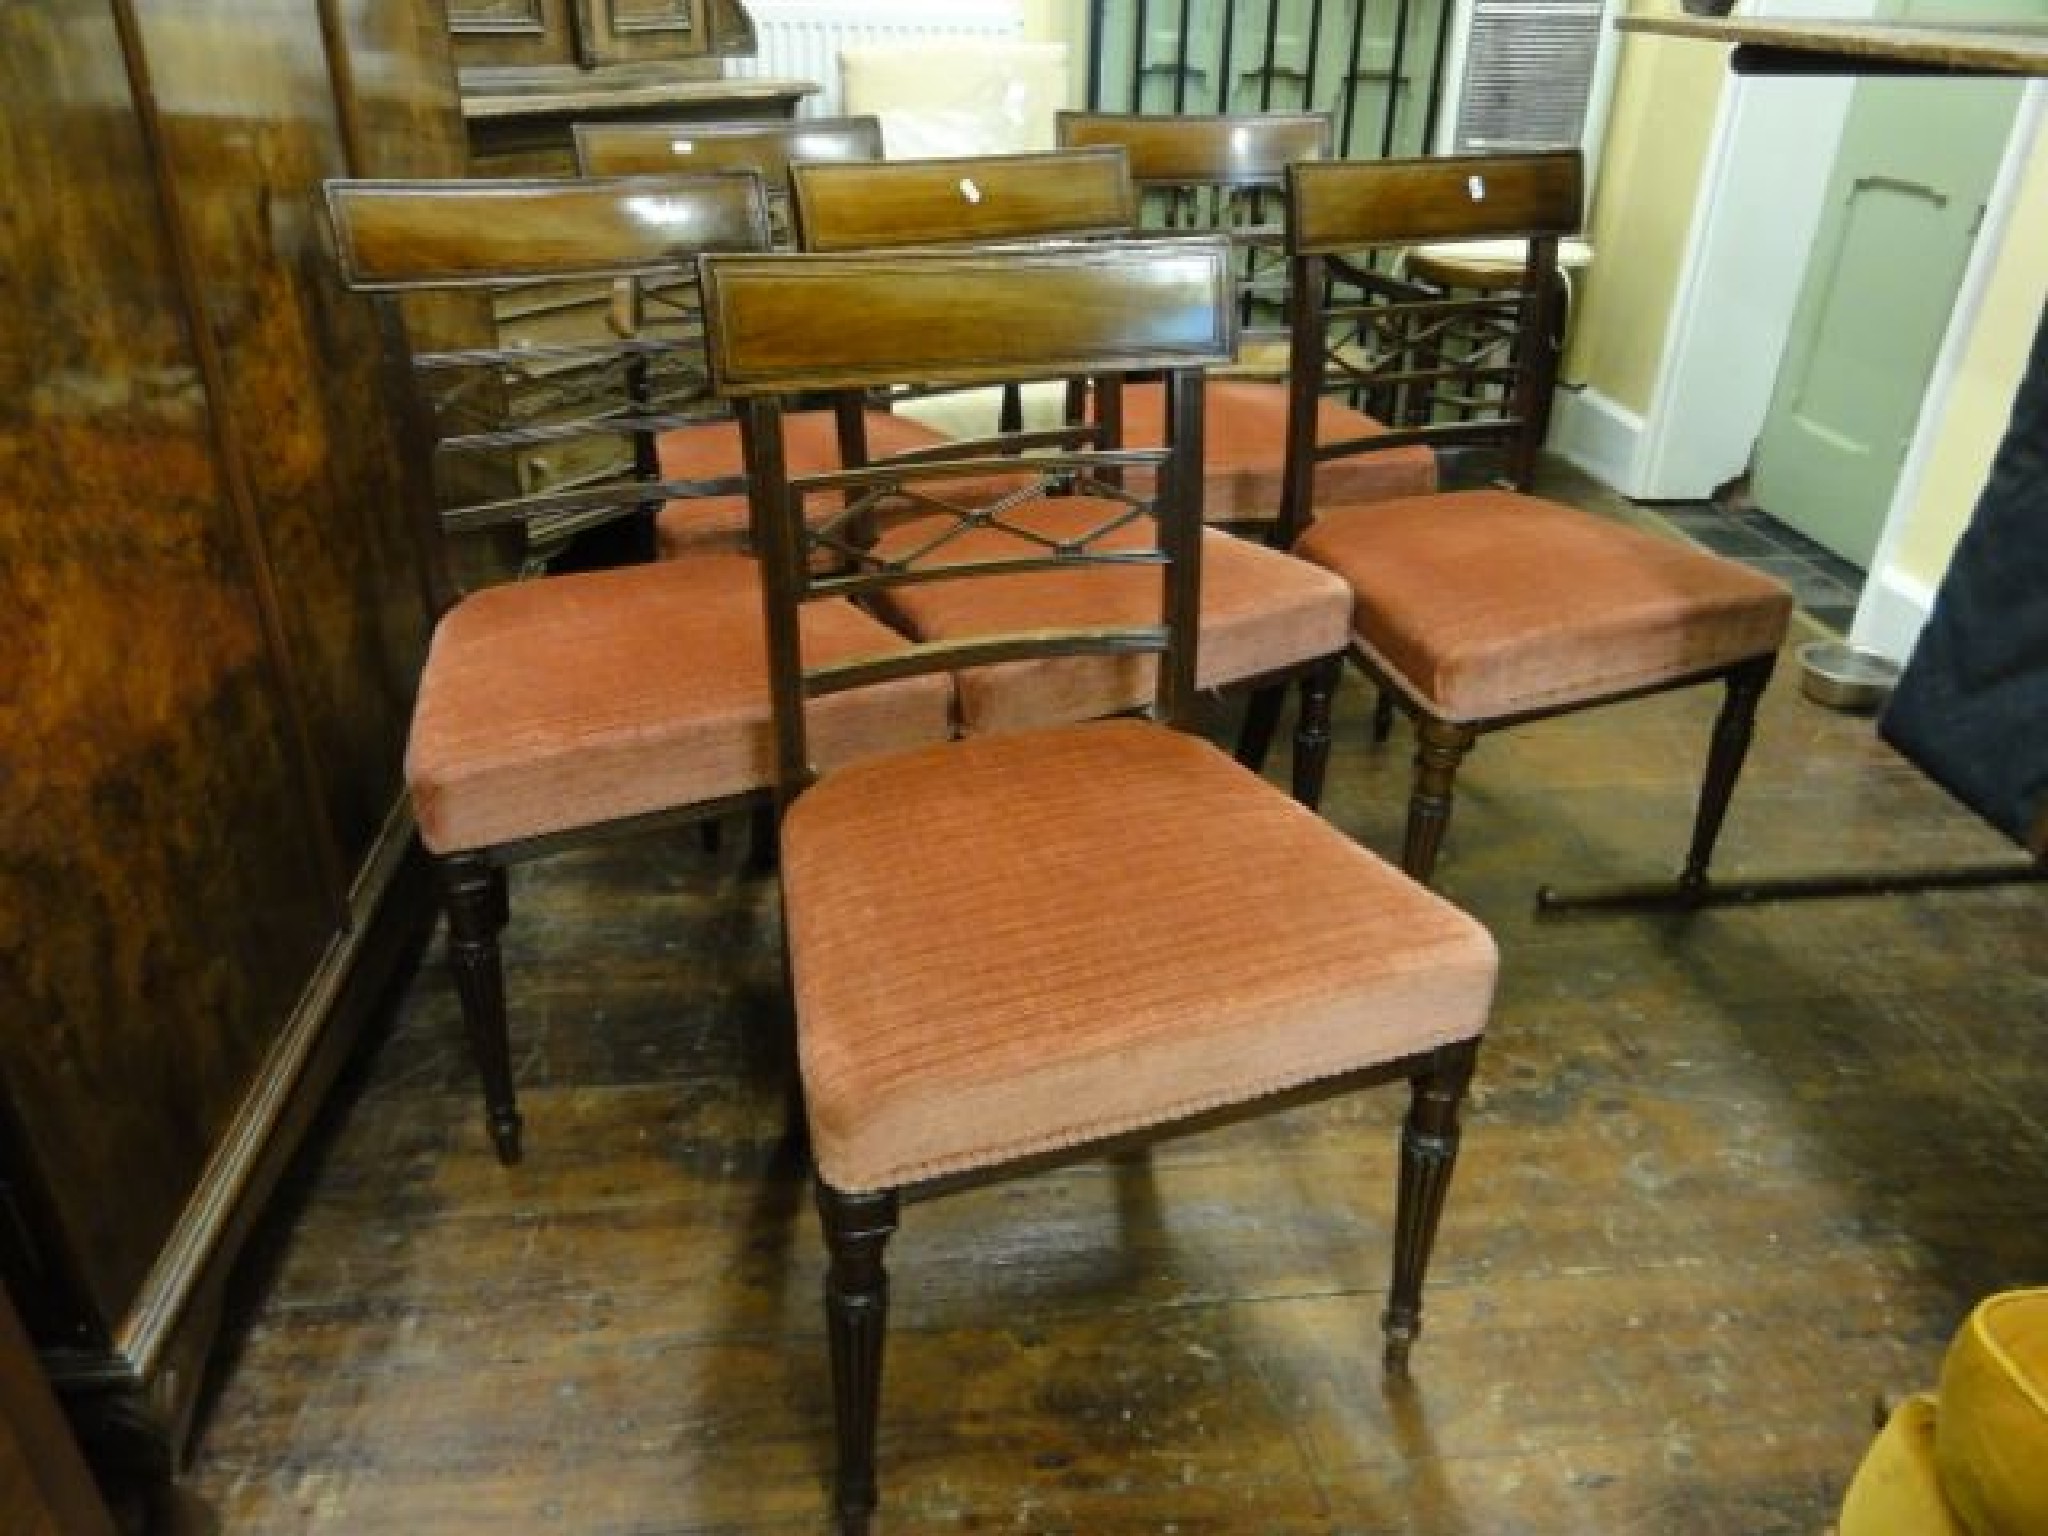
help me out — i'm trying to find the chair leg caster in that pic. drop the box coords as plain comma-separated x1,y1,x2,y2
488,1109,524,1166
1380,1313,1418,1379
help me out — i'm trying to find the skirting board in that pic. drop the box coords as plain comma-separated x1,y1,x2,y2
1851,565,1936,665
1547,384,1646,498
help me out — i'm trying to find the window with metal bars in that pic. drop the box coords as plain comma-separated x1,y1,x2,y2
1083,0,1613,164
1083,0,1458,160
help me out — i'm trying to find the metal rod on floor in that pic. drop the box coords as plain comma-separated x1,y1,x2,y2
1535,859,2048,916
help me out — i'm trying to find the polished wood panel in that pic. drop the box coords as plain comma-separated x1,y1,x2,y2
330,172,770,286
1057,108,1331,185
790,148,1137,255
573,114,881,182
181,516,2048,1529
133,0,430,873
703,241,1235,398
1288,151,1584,253
1,0,459,1511
0,0,336,1336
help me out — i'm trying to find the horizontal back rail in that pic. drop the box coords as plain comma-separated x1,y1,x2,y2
572,116,882,180
1055,110,1331,186
1287,151,1584,254
325,174,771,290
789,148,1136,254
699,239,1236,397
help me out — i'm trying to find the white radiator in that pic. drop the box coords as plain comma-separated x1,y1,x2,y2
727,0,1028,119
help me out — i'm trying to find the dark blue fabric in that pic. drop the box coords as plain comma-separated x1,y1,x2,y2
1880,294,2048,851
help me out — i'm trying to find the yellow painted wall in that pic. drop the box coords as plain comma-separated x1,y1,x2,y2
1893,110,2048,586
1562,11,1725,409
1023,0,1090,104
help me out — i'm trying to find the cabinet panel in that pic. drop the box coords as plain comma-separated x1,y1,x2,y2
0,0,335,1333
132,0,431,876
450,0,578,72
574,0,695,66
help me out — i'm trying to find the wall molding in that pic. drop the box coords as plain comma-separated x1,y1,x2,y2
1852,562,1937,665
1547,384,1644,497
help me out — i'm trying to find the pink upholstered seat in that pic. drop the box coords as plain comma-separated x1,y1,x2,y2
655,409,949,558
1121,377,1437,525
869,497,1351,737
785,719,1497,1192
1295,489,1795,724
407,553,953,854
1264,151,1796,894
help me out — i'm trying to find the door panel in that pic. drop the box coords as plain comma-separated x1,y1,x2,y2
1749,0,2022,569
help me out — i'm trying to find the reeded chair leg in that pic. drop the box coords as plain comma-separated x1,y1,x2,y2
1235,682,1286,776
438,852,522,1165
1678,655,1776,896
1402,718,1478,885
1371,685,1399,744
1382,1039,1479,1376
1290,656,1342,809
818,1184,899,1536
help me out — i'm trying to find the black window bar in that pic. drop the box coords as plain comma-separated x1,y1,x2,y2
1084,0,1458,161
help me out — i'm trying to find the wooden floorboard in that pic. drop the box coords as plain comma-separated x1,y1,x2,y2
185,509,2048,1532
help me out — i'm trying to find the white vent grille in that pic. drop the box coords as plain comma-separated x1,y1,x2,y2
727,0,1027,119
1452,0,1608,154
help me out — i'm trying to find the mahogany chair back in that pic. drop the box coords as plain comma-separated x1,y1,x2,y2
1057,110,1331,361
325,173,771,614
572,117,883,243
1279,149,1583,533
788,146,1135,253
787,147,1138,442
700,237,1235,798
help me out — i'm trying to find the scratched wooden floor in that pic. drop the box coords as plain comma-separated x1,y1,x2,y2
185,488,2048,1535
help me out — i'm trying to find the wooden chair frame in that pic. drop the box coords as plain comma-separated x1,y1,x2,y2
1277,151,1782,892
327,173,782,1162
701,238,1490,1534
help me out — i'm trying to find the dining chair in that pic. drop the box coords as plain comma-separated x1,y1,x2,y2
700,236,1499,1535
789,149,1356,806
568,116,954,561
1053,110,1439,531
324,173,955,1162
1273,151,1794,895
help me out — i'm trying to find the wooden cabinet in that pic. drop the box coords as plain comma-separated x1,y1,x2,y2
443,0,806,561
451,0,813,176
450,0,730,74
0,0,467,1514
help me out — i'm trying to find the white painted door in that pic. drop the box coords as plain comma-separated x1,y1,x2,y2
1748,0,2023,568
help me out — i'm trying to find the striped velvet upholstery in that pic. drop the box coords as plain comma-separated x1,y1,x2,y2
408,554,953,853
1295,490,1794,724
784,720,1498,1192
